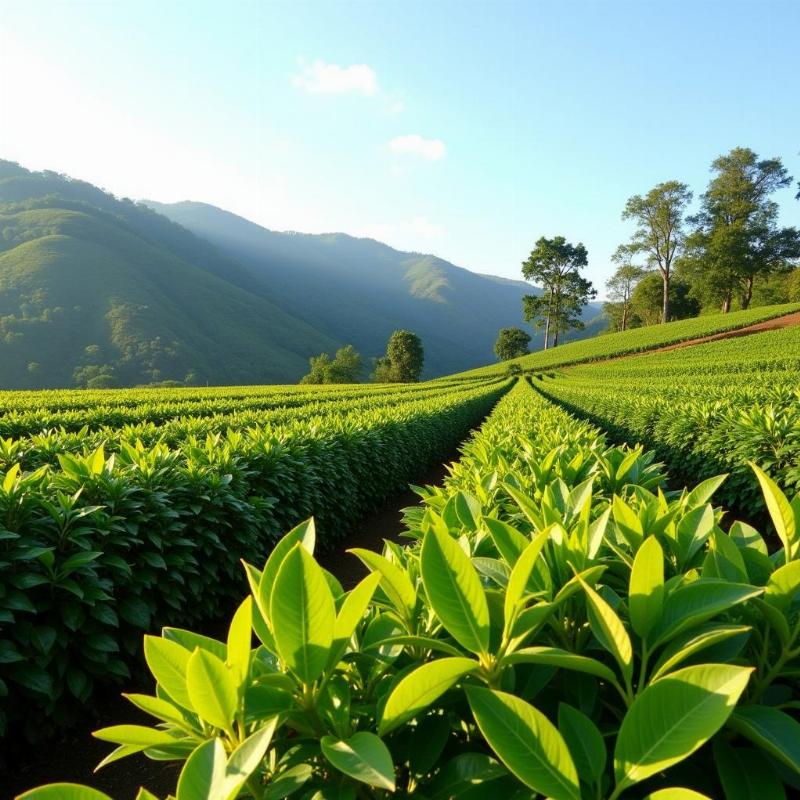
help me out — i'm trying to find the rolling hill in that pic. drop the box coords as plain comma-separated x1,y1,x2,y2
0,159,602,387
144,200,603,376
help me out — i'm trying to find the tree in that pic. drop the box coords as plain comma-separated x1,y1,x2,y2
300,345,363,384
371,330,424,382
521,236,596,349
630,273,699,327
684,148,800,312
494,327,531,361
604,246,647,331
621,181,692,323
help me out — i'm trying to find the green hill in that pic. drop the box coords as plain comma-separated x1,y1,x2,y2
0,167,337,388
144,201,603,375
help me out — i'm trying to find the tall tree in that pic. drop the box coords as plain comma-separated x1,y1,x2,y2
521,236,596,348
605,245,647,331
494,327,531,361
684,147,799,311
621,181,692,323
300,345,362,384
372,330,424,382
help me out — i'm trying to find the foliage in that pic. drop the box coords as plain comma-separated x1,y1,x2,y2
521,236,597,348
621,181,693,323
604,247,648,332
452,302,800,379
629,273,700,326
494,327,531,361
20,379,800,798
536,324,800,515
0,377,509,738
300,345,363,384
683,148,800,312
372,331,424,383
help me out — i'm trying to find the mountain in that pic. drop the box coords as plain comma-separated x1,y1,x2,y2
0,161,337,388
144,201,603,375
0,159,603,388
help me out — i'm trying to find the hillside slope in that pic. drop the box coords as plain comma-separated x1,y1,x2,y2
0,167,338,388
145,201,603,375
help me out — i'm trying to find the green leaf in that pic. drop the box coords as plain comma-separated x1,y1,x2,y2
765,560,800,613
503,529,550,636
379,657,478,735
222,719,278,800
629,536,665,640
270,543,335,685
349,548,416,623
580,577,632,685
502,646,617,684
93,724,179,748
613,663,752,793
466,686,580,800
713,738,786,800
186,648,238,731
727,705,800,777
143,635,193,709
262,764,312,800
257,519,316,623
17,785,114,800
177,738,227,800
751,463,797,562
704,530,749,583
321,731,396,791
330,571,381,664
226,596,253,686
650,624,751,681
123,693,190,727
685,474,728,508
651,580,762,647
483,516,529,564
558,703,606,786
420,526,490,655
642,791,712,800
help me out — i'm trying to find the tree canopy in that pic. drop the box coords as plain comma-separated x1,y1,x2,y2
372,330,424,382
494,327,531,361
521,236,596,348
300,345,363,384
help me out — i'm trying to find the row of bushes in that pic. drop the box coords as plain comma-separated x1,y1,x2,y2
0,378,510,740
22,378,800,798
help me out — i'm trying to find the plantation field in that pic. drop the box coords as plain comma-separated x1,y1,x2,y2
5,303,800,799
453,302,800,378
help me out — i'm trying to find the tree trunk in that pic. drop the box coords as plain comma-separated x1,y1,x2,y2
661,271,670,323
621,302,629,332
741,276,754,310
543,314,550,350
721,293,732,313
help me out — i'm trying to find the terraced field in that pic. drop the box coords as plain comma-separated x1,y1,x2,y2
6,304,800,800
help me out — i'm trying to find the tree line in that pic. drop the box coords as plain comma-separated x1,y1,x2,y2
495,145,799,360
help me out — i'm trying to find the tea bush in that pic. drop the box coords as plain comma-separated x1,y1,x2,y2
536,325,800,514
21,379,800,798
0,378,509,738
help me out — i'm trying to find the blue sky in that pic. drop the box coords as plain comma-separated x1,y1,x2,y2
1,0,798,292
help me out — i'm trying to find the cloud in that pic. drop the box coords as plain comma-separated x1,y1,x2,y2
356,216,444,246
388,134,446,161
292,60,378,96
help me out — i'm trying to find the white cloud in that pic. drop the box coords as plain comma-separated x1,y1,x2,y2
388,134,446,161
292,59,378,96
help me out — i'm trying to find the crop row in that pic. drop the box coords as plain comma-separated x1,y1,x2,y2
535,327,800,515
453,302,800,378
0,377,510,739
22,378,800,799
0,378,483,437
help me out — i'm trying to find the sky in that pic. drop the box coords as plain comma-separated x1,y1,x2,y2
1,0,798,292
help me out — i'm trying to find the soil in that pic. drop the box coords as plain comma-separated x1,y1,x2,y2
2,454,460,800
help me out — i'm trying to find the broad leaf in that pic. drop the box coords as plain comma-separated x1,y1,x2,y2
379,657,478,735
186,648,238,731
177,738,227,800
629,536,664,639
143,635,193,709
18,786,114,800
502,646,617,683
613,663,752,792
321,732,396,790
349,548,416,623
713,738,786,800
466,686,580,800
727,705,800,777
751,463,797,562
558,703,606,786
580,577,633,685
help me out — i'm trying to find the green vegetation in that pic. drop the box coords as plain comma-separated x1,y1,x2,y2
521,236,596,348
535,325,800,515
300,345,363,384
494,327,531,360
453,302,800,378
372,330,425,382
19,379,800,799
0,377,508,738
